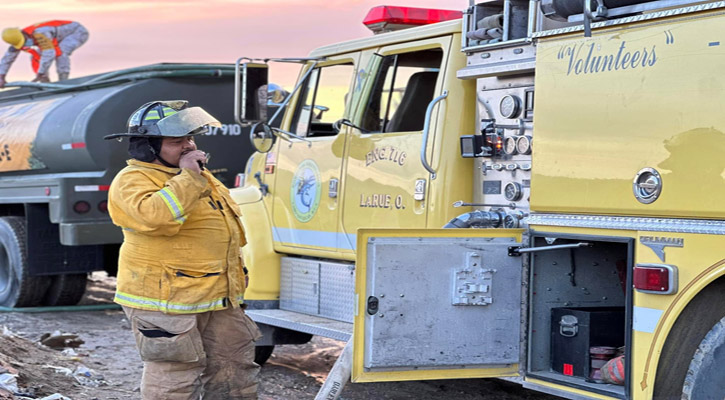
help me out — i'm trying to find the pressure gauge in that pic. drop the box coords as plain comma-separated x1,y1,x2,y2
504,182,523,201
499,95,521,119
503,136,518,155
516,135,532,155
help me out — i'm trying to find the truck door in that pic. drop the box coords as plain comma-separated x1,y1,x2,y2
340,38,451,252
271,56,358,254
353,228,524,382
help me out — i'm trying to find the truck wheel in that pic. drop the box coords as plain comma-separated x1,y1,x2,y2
43,273,88,306
682,316,725,399
0,217,50,307
255,345,275,366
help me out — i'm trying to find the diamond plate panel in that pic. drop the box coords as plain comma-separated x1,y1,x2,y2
364,236,522,370
319,261,355,323
279,257,319,315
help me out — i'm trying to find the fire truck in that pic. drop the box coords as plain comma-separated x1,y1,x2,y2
233,1,725,398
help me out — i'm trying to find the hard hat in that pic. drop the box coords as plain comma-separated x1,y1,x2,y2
104,100,221,140
1,28,25,49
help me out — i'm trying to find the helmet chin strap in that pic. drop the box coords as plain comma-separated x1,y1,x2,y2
149,144,178,168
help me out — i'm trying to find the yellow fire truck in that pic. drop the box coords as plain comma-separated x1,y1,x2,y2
233,2,725,399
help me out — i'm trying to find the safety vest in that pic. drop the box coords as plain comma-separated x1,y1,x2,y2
20,20,73,73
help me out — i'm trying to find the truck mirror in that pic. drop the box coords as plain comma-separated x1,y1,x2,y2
235,61,269,126
250,122,276,153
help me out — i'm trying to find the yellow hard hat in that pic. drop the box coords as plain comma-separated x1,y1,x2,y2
2,28,25,49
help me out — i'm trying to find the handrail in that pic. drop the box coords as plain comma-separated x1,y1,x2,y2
420,90,448,179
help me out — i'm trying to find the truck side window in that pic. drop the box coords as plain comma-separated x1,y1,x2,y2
290,63,355,137
361,49,443,133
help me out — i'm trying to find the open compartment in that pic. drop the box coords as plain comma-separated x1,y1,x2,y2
527,233,633,398
464,0,532,49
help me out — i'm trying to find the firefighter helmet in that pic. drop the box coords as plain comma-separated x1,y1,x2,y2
1,28,25,49
104,100,221,140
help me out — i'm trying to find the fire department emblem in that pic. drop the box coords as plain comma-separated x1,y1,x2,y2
290,160,321,222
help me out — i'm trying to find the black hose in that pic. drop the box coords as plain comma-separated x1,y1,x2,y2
443,210,504,229
0,304,121,313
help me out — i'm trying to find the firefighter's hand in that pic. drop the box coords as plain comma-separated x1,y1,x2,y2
179,150,206,174
32,73,50,83
0,75,6,89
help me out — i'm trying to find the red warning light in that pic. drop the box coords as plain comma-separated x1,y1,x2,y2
363,6,462,33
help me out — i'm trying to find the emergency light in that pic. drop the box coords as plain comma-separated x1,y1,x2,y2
363,6,462,33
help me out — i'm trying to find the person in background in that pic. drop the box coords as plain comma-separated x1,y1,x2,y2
104,100,261,399
0,20,89,88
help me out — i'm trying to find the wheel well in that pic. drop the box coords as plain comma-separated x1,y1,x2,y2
653,276,725,398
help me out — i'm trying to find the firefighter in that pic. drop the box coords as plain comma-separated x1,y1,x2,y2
104,101,261,399
0,20,89,88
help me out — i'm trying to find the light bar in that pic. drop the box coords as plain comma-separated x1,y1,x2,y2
363,6,462,33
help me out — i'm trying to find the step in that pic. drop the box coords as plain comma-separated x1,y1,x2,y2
246,309,353,341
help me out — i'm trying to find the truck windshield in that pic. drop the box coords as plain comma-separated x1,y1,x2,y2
290,63,355,137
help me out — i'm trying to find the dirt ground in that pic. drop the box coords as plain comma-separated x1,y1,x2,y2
0,273,561,400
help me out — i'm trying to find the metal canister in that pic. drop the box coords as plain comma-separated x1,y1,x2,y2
589,346,617,383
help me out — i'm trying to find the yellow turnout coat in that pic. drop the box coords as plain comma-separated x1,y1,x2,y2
108,160,248,313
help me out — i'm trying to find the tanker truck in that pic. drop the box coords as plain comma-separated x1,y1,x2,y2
0,63,252,308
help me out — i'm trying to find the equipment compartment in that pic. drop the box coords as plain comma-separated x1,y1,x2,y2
527,234,632,398
550,307,625,378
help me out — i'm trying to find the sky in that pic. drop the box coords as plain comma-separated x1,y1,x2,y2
1,0,467,86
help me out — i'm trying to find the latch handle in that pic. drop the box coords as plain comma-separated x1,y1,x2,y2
559,315,579,337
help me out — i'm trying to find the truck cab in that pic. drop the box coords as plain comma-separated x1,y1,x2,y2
232,6,480,359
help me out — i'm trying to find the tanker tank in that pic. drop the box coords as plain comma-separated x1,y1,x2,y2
0,63,253,307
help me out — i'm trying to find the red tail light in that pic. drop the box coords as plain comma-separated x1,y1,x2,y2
73,201,91,214
633,264,677,294
98,200,108,213
363,6,461,33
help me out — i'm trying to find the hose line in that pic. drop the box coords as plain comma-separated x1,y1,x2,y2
0,304,121,313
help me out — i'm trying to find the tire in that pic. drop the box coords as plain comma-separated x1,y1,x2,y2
254,345,275,366
682,316,725,400
653,280,725,398
0,216,50,307
42,273,88,306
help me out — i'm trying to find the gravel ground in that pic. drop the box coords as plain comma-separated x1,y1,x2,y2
0,273,562,400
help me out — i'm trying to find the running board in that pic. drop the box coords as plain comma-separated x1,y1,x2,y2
246,309,352,341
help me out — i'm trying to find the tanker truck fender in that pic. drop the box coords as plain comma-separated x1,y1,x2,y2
229,186,282,303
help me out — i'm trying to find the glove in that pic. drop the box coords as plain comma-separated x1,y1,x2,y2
0,74,6,89
32,73,50,83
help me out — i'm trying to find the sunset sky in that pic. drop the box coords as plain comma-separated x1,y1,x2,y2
1,0,466,86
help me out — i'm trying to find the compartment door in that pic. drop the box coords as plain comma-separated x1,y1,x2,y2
353,228,524,382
